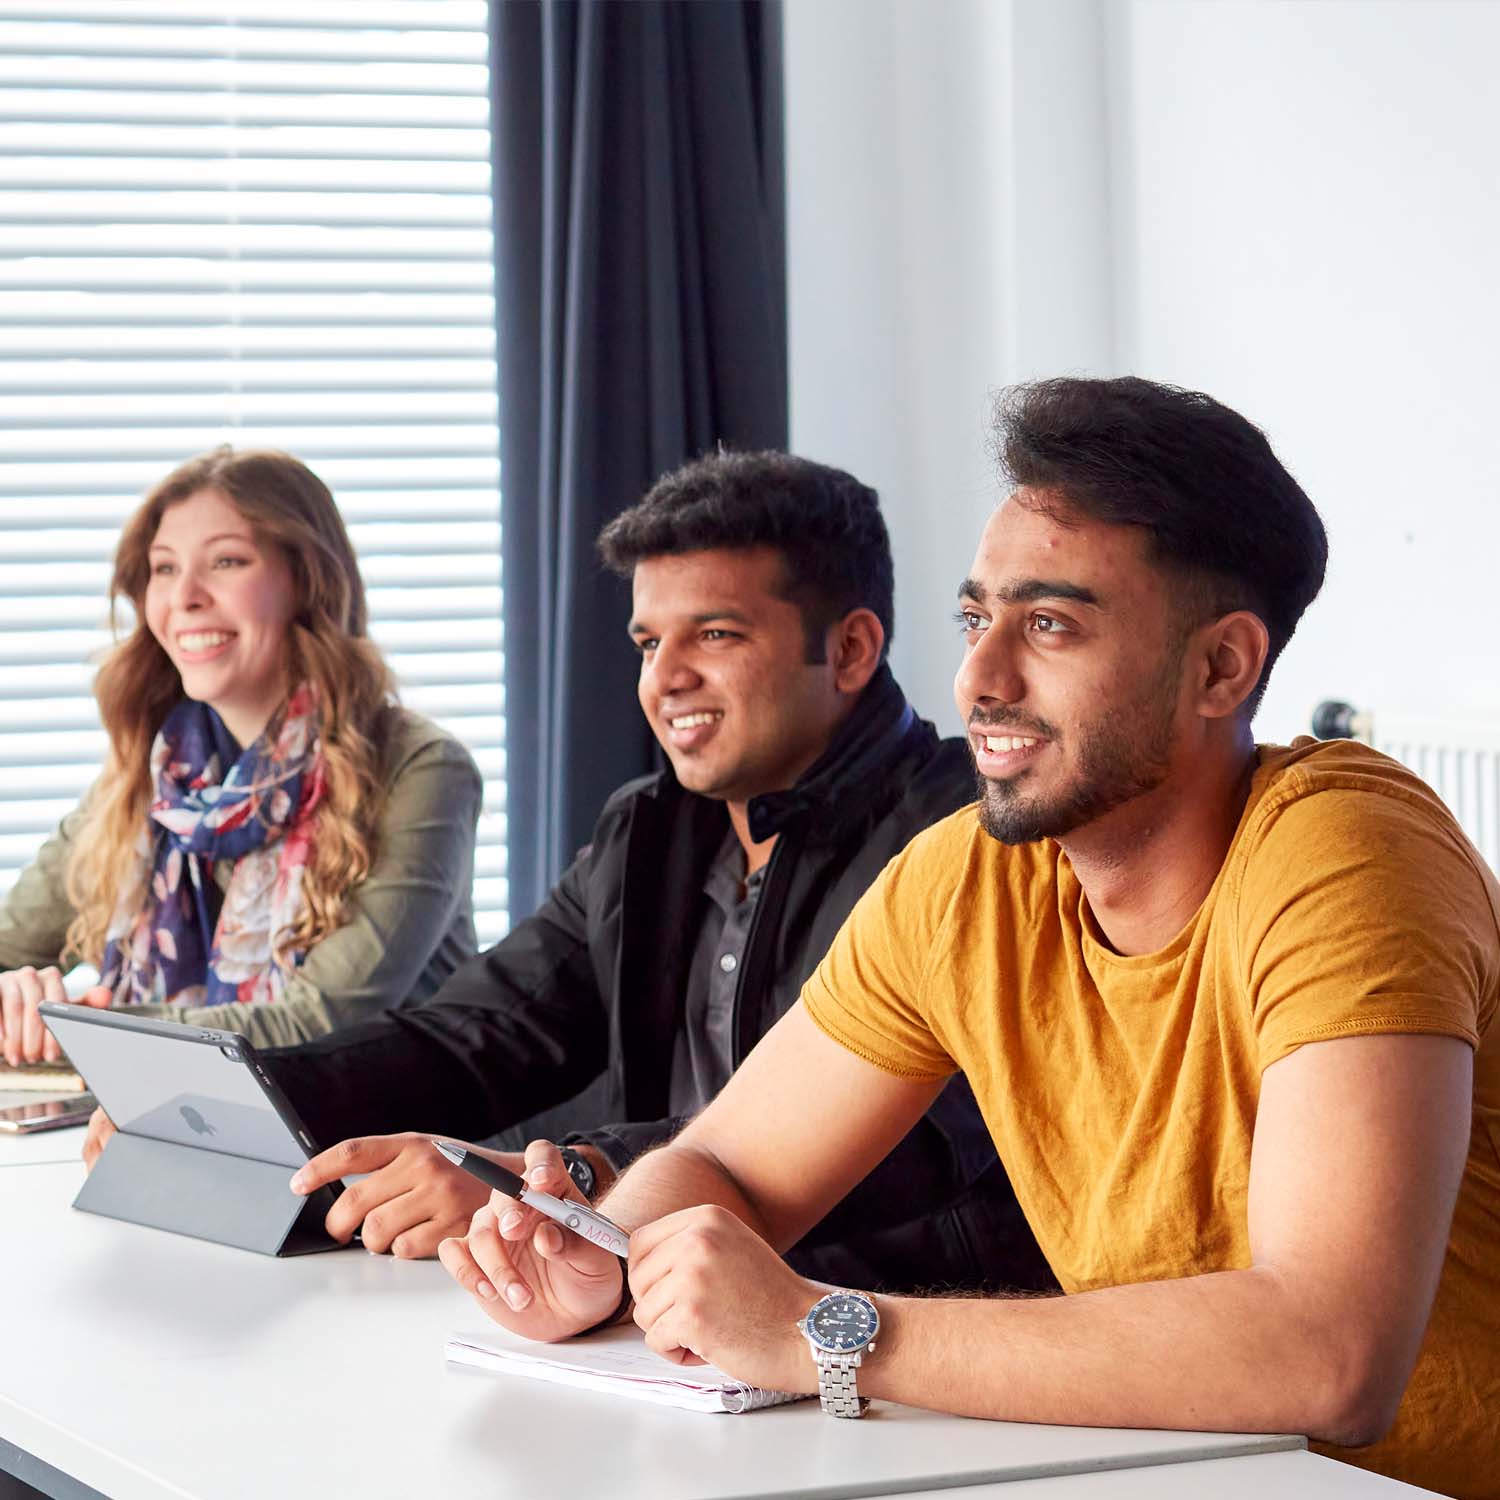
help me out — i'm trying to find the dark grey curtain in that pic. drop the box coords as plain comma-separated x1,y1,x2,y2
491,0,788,923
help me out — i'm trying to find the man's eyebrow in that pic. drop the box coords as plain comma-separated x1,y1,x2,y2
957,577,1102,608
627,608,755,635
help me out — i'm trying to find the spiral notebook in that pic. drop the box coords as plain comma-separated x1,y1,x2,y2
445,1324,809,1413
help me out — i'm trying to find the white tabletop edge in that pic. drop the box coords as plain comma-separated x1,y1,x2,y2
704,1434,1308,1500
1,1394,198,1500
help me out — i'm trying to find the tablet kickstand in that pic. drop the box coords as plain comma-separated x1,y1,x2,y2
74,1131,338,1256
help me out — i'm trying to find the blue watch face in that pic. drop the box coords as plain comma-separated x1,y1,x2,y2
806,1293,877,1353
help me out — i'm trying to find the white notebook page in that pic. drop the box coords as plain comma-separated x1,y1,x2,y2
446,1324,809,1414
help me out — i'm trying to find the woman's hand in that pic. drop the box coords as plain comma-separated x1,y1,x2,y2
0,967,112,1066
1,965,66,1065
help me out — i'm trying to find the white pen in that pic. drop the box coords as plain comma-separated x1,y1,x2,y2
432,1139,632,1258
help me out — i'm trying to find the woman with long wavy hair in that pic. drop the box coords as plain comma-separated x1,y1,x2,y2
0,447,482,1064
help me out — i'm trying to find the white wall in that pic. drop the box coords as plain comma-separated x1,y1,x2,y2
785,0,1500,745
783,0,1009,729
783,0,1113,729
1109,0,1500,740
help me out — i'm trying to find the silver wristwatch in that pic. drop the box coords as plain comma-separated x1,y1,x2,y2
799,1290,879,1417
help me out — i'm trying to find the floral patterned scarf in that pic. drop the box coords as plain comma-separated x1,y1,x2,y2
100,684,326,1008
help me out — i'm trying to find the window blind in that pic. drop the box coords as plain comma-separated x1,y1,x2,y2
0,0,507,952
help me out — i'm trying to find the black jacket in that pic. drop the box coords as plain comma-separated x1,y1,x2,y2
266,667,1053,1292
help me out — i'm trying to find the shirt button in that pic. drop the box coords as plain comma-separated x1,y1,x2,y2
718,953,738,974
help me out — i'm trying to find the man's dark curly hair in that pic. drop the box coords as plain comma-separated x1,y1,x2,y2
996,377,1328,715
597,450,894,664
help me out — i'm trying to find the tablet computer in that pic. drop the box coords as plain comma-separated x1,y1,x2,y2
36,1003,348,1256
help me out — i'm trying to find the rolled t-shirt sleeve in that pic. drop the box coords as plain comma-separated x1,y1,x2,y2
1237,781,1500,1068
801,815,966,1080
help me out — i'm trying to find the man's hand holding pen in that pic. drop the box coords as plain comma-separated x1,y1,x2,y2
437,1138,826,1394
437,1139,627,1341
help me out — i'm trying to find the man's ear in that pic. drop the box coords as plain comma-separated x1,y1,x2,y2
827,608,885,695
1194,610,1269,720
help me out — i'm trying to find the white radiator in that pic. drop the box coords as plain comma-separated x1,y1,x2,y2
1312,702,1500,872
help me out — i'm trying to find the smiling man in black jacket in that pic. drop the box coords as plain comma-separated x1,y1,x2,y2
261,451,1050,1292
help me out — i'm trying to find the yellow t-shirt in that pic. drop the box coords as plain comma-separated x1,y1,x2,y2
803,739,1500,1499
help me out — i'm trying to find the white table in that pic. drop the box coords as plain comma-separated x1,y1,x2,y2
0,1162,1303,1500
880,1450,1443,1497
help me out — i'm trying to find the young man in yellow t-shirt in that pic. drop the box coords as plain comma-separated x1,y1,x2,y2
439,377,1499,1499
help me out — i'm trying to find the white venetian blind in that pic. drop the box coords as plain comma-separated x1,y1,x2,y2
0,0,507,949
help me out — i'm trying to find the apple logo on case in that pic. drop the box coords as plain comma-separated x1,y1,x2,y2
180,1105,216,1137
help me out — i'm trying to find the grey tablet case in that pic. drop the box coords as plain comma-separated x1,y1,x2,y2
37,1004,345,1256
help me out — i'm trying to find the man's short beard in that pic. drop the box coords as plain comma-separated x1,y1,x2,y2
976,720,1174,844
973,650,1184,846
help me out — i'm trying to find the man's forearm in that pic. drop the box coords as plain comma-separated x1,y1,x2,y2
865,1264,1406,1447
601,1140,777,1243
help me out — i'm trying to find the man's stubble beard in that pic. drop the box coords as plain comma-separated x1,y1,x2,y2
974,649,1184,847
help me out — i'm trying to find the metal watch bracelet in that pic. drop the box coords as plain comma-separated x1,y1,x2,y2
816,1358,869,1417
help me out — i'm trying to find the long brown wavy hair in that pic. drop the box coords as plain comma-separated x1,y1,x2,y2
65,447,397,970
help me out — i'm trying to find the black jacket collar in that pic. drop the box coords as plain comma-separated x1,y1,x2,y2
745,664,931,844
637,663,936,845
